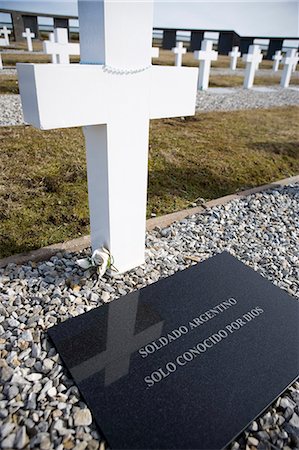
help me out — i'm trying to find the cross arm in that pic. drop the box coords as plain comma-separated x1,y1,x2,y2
16,63,198,130
17,63,110,130
149,66,198,119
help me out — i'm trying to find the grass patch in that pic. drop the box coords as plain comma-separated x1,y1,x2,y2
209,74,299,87
0,75,19,94
0,107,298,257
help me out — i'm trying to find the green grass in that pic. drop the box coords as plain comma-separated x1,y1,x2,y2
0,107,298,258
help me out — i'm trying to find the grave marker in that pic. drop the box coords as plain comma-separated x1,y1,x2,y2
49,252,299,450
280,48,298,88
243,45,263,89
194,39,218,90
229,46,240,70
17,0,198,273
0,26,11,46
272,50,282,72
151,47,159,59
43,28,80,64
172,42,186,67
48,33,57,64
22,28,35,52
292,51,298,72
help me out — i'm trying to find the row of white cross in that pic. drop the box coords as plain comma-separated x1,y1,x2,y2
0,25,35,50
175,41,298,89
40,30,298,90
1,23,298,89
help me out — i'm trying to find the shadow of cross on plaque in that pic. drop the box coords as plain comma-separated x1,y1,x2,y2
60,294,164,386
16,0,198,275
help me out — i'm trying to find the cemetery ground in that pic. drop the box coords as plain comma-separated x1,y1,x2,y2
0,106,298,259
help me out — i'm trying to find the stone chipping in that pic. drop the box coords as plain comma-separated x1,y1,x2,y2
196,85,299,112
0,183,299,449
0,95,24,126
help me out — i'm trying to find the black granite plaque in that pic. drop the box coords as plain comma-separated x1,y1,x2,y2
48,252,299,449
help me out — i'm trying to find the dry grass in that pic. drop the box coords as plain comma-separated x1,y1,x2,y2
1,49,297,94
0,107,298,257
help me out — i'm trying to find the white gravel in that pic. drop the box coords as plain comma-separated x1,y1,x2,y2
0,183,298,449
196,85,299,112
0,69,17,76
0,95,24,126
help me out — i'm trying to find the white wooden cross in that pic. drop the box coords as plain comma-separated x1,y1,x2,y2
243,45,263,89
48,33,57,64
272,50,282,72
280,49,298,88
0,26,11,46
43,28,80,64
292,51,298,73
194,39,218,90
151,47,159,59
172,42,186,67
17,0,198,273
22,28,35,52
229,46,240,71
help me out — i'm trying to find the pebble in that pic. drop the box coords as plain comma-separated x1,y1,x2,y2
74,409,93,427
0,184,298,449
289,412,299,429
15,426,29,449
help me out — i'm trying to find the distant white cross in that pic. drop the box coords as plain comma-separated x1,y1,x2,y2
194,39,218,90
22,28,35,52
48,33,57,64
292,52,298,73
43,28,79,64
17,0,198,273
0,26,11,46
242,45,263,89
172,42,186,67
71,295,164,386
151,47,159,59
272,50,282,72
280,49,298,88
229,46,240,71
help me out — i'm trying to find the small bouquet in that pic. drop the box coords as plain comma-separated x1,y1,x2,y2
77,247,116,277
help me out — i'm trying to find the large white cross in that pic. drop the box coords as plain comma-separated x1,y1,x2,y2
22,27,35,52
243,45,263,89
229,46,240,71
194,39,218,90
43,28,80,64
272,50,282,72
0,26,11,46
71,294,164,386
172,42,186,67
280,49,298,88
17,0,198,274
